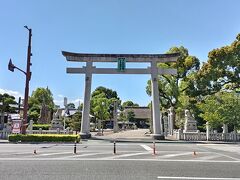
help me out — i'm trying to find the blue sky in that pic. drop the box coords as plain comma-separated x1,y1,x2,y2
0,0,240,107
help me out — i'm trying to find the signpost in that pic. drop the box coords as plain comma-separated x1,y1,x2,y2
117,58,126,71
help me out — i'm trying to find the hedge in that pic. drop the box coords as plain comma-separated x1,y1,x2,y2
8,134,80,142
32,124,51,130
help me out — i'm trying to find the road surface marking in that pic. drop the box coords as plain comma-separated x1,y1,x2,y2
59,152,109,159
157,176,239,179
0,158,240,163
159,152,192,158
196,155,221,160
103,152,150,159
32,152,72,157
140,145,152,152
213,152,240,161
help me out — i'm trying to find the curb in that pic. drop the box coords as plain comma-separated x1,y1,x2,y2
90,136,240,144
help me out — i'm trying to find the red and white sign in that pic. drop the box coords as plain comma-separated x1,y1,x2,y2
12,120,22,134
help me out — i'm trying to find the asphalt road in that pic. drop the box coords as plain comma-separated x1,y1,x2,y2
0,141,240,180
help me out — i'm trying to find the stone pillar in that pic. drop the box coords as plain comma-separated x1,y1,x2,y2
151,61,164,140
163,115,168,137
28,120,33,134
97,119,101,135
206,122,210,141
168,107,174,135
223,124,228,133
113,101,119,133
177,129,183,140
80,62,93,139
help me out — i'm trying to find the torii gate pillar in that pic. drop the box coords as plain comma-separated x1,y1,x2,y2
80,62,92,138
151,61,164,139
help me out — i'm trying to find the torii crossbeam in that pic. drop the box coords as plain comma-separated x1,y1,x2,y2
62,51,179,139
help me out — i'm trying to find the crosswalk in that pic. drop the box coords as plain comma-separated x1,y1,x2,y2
0,144,239,162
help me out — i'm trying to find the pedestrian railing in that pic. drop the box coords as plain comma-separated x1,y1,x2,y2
0,130,10,139
174,129,240,141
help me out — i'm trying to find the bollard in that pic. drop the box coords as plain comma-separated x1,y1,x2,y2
113,141,116,155
153,141,156,155
74,141,77,154
73,131,77,154
33,149,37,154
193,151,197,156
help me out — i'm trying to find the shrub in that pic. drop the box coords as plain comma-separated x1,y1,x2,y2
8,134,80,142
32,124,51,130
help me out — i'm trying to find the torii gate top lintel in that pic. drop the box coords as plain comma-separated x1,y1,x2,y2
62,51,179,63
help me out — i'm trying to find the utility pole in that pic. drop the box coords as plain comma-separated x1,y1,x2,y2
22,26,32,134
8,26,32,134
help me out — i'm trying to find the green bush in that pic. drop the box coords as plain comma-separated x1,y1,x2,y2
32,124,51,130
8,134,80,142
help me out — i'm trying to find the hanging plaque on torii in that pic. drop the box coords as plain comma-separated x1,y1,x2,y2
62,51,178,139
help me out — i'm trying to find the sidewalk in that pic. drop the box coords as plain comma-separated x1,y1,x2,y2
90,129,240,144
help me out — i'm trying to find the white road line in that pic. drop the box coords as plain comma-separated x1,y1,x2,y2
159,152,192,158
157,176,239,179
103,152,150,159
33,152,71,157
196,155,221,160
213,152,240,161
140,144,152,152
59,152,109,159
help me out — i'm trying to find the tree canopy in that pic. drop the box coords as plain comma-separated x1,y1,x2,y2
146,46,200,110
90,86,120,121
0,93,17,113
189,34,240,97
122,101,139,108
28,87,54,122
198,91,240,130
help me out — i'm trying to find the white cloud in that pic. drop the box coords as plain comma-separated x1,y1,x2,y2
0,88,23,99
57,94,64,98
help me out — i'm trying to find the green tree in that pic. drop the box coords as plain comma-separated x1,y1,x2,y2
146,46,200,128
0,93,17,113
198,91,240,130
90,86,121,120
67,103,75,109
66,111,81,131
91,93,110,121
190,33,240,96
146,46,200,109
28,87,54,123
122,101,139,108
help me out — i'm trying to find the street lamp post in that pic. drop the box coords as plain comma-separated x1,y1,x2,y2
8,26,32,134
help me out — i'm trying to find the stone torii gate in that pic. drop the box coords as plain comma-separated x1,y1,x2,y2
62,51,178,139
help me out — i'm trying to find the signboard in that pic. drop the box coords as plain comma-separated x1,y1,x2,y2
9,114,21,120
12,120,22,134
117,58,126,71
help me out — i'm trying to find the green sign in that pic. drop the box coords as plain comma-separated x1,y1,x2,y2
117,58,126,71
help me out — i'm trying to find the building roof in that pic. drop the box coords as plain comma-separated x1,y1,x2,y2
123,106,151,119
